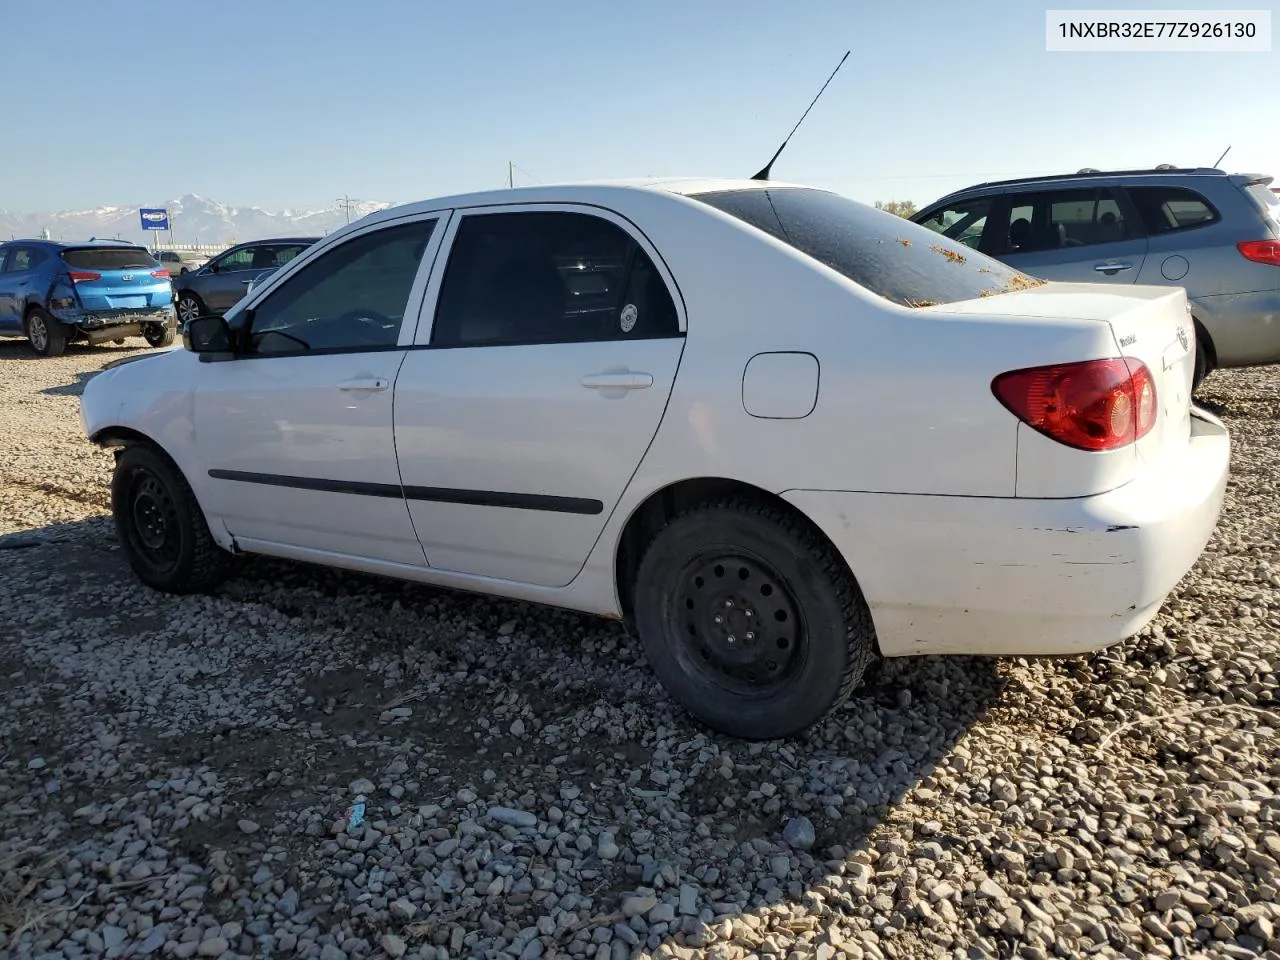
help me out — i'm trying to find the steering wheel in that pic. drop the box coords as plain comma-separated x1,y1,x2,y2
335,308,396,344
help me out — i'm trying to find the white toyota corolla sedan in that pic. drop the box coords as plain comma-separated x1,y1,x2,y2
80,178,1230,740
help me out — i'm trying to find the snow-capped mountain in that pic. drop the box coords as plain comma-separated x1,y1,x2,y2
0,194,395,248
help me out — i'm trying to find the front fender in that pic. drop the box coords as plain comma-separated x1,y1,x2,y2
82,349,233,549
81,349,200,474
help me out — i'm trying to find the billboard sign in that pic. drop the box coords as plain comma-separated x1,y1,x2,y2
139,208,170,231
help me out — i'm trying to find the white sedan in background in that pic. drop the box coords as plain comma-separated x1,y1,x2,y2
80,178,1229,740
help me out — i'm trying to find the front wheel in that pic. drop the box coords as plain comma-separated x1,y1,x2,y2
175,293,205,327
632,497,877,740
111,445,234,594
144,323,176,348
26,308,67,357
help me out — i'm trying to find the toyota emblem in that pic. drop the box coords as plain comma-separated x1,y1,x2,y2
121,273,133,281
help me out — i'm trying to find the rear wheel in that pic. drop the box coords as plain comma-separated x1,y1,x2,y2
1191,318,1214,394
111,445,234,594
25,307,67,357
632,497,877,740
144,323,176,348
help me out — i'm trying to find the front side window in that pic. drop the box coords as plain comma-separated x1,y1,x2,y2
1128,186,1220,234
431,211,680,347
213,246,255,271
1004,188,1135,253
915,197,994,249
694,187,1041,308
244,219,436,356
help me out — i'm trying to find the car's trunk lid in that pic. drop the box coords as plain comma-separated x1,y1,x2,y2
61,247,172,311
931,281,1196,465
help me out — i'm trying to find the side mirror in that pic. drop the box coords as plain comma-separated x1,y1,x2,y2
183,314,235,361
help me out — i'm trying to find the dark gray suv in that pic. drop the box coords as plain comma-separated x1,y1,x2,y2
172,237,318,325
912,167,1280,388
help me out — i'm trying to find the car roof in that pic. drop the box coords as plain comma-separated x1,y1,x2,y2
227,236,322,245
926,166,1273,207
2,238,151,248
350,177,822,227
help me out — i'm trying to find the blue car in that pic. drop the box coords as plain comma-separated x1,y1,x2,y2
0,239,178,357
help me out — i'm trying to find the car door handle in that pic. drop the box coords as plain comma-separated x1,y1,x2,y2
581,372,653,390
337,377,389,392
1094,262,1132,273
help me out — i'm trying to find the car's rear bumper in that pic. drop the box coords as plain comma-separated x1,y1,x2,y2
1194,288,1280,366
783,409,1229,658
51,306,176,331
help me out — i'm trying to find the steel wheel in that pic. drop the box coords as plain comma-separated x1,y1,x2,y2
632,497,878,740
677,553,804,694
111,445,235,594
27,314,48,352
125,468,181,574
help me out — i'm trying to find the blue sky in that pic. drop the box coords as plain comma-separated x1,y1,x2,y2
4,0,1276,213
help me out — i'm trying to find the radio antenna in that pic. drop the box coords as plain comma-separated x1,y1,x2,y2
751,50,850,181
1213,144,1231,168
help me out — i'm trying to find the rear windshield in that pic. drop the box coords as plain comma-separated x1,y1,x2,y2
60,247,157,270
1243,183,1280,225
692,187,1043,307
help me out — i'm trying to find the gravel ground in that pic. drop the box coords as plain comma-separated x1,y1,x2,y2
1,338,1278,960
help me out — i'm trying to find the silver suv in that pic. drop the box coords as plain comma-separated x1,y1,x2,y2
912,166,1280,389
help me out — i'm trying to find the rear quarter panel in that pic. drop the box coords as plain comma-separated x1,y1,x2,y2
601,190,1119,502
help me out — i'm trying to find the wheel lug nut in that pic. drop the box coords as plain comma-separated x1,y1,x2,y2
713,615,723,624
727,635,736,645
745,632,755,641
725,599,734,608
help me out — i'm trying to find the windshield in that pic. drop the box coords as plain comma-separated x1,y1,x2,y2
692,186,1044,308
61,247,157,270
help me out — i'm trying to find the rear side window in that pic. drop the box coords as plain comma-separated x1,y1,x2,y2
432,211,680,346
1127,186,1220,234
1004,188,1136,252
5,247,49,271
694,187,1041,308
61,247,157,270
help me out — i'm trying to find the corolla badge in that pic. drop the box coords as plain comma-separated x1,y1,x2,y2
1176,325,1189,352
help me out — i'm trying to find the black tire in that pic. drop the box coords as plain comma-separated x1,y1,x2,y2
176,292,205,327
632,496,877,740
25,307,67,357
1191,318,1213,394
144,324,176,348
111,444,234,594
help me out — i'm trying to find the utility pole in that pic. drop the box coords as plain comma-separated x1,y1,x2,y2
508,161,513,189
336,195,353,224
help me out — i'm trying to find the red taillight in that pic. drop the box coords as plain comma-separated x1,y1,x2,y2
69,271,101,283
992,358,1157,452
1237,240,1280,266
151,268,170,278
